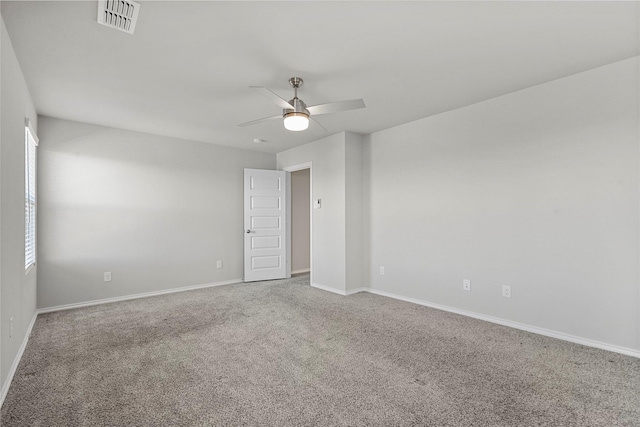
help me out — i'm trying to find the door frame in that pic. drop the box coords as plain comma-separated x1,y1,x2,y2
282,162,312,286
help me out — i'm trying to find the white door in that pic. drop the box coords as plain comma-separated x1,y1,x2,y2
244,169,291,282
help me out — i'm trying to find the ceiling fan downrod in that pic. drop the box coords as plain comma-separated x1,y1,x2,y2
286,77,308,115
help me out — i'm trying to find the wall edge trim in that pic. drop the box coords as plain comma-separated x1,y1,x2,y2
363,287,640,359
0,311,38,408
311,282,348,296
38,278,243,314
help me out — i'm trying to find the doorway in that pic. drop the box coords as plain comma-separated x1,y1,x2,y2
290,169,310,275
284,163,312,282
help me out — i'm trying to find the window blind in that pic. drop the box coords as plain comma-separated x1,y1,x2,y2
25,120,38,270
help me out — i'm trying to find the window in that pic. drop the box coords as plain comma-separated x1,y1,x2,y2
25,119,38,271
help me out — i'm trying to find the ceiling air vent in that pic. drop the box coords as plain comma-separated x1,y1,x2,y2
97,0,140,35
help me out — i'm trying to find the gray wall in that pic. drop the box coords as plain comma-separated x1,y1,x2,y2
291,169,310,273
278,133,347,293
345,133,364,292
37,117,275,309
364,57,639,351
0,15,38,390
277,132,364,295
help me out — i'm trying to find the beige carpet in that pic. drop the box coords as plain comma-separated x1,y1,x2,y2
2,274,639,426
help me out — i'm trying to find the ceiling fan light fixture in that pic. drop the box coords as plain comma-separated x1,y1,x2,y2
283,111,309,131
239,76,365,131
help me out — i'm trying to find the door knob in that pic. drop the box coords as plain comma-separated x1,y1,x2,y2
246,229,251,234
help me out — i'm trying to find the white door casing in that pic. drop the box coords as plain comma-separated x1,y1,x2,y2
244,169,291,282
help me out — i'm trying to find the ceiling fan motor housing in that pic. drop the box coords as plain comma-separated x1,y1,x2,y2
283,95,309,131
283,97,309,117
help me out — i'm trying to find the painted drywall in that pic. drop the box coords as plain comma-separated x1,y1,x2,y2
291,169,310,273
277,132,364,295
277,133,347,293
0,15,38,390
364,57,640,351
345,133,364,292
36,117,275,309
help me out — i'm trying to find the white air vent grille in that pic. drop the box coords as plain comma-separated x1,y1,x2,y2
97,0,140,34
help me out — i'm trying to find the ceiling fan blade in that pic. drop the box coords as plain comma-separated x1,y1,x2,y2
310,117,327,133
250,86,295,110
307,98,365,116
237,114,281,127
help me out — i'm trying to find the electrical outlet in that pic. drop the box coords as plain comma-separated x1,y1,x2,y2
379,266,385,276
463,279,471,291
104,272,112,282
502,285,511,298
216,260,223,269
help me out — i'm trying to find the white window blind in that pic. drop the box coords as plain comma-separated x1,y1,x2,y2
25,119,38,271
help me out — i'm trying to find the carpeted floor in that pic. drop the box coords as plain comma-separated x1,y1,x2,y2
2,274,639,426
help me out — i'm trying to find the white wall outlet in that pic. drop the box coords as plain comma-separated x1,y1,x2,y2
463,279,471,291
502,285,511,298
379,266,385,276
314,198,321,209
216,260,223,269
104,272,112,282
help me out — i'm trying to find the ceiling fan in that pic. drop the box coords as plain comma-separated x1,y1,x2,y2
238,77,365,132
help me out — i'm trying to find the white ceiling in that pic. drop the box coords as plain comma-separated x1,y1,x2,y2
1,1,638,154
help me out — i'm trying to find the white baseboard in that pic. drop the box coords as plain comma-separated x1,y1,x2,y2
4,279,636,413
292,269,310,275
38,278,242,314
0,311,38,408
2,278,244,406
311,282,350,296
0,278,241,408
363,287,640,359
311,284,368,297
